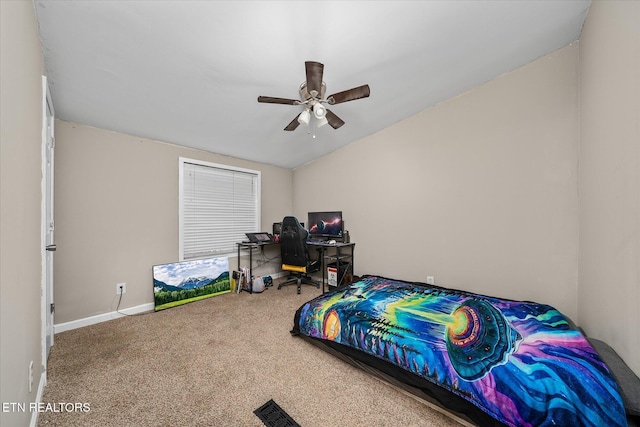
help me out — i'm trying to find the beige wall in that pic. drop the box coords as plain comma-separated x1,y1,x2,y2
578,0,640,375
295,44,581,320
53,121,292,324
0,1,46,426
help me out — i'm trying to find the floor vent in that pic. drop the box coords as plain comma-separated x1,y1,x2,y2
254,399,300,427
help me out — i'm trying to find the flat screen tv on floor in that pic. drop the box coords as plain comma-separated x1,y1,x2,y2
152,256,230,311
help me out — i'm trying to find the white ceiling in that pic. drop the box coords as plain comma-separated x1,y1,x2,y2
34,0,590,169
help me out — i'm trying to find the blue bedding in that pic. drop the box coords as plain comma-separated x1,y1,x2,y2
293,275,627,427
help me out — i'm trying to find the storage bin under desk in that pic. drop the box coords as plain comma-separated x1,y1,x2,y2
327,260,353,288
307,241,355,293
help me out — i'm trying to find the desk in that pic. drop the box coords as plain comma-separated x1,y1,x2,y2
307,241,355,293
236,241,279,293
237,240,356,294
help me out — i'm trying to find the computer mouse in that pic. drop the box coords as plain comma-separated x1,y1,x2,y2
328,240,336,244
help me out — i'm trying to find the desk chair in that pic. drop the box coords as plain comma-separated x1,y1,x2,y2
278,216,320,294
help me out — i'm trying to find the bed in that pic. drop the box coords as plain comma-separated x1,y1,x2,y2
291,275,637,427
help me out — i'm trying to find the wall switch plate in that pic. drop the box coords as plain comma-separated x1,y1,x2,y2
116,283,126,295
426,276,435,285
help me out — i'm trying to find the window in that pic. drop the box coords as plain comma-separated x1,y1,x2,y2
179,157,260,260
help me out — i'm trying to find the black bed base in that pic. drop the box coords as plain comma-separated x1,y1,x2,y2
296,334,507,427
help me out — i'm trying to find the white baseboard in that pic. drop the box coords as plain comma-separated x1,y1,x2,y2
29,371,47,427
54,303,155,334
54,272,288,334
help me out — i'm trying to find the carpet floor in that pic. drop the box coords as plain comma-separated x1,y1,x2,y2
37,280,463,426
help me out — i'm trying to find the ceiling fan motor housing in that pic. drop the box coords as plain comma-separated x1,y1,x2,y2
299,81,326,102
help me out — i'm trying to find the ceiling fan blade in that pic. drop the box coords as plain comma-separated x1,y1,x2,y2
325,109,345,129
284,115,301,131
258,96,300,105
327,84,370,105
305,61,324,99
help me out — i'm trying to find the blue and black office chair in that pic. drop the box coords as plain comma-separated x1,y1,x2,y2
278,216,320,294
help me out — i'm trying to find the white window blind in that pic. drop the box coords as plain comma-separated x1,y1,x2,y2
180,158,260,260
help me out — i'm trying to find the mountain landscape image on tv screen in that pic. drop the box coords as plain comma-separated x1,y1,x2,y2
152,257,230,311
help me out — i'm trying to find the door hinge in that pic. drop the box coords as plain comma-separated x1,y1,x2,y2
50,303,55,314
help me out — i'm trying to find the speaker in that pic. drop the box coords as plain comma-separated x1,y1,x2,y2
272,222,282,236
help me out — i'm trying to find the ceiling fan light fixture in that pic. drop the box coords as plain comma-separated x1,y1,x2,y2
297,108,311,125
316,115,328,127
313,103,326,119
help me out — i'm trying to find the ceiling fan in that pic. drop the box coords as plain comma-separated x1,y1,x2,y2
257,61,370,132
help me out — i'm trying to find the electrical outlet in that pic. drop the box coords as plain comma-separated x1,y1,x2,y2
116,282,126,295
426,276,435,285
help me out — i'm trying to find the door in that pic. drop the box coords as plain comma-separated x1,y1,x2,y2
43,77,55,359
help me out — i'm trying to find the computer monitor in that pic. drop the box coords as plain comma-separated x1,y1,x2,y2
308,211,343,239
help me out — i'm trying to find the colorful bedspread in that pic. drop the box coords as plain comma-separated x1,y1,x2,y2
293,276,626,427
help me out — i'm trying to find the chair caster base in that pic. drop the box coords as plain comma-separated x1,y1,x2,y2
277,275,319,295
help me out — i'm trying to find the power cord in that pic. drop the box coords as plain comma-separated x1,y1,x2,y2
114,287,150,317
115,291,132,317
